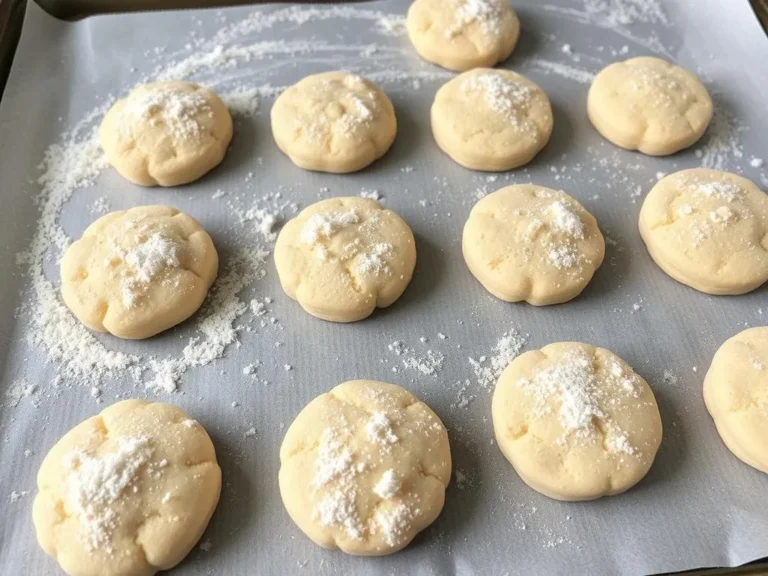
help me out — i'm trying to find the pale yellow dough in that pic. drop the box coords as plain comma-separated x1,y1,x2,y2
270,71,397,173
588,56,712,156
639,169,768,295
279,380,451,555
274,197,416,322
99,81,233,186
60,205,218,339
492,342,662,501
406,0,520,71
33,399,221,576
704,327,768,473
431,68,553,171
463,184,605,305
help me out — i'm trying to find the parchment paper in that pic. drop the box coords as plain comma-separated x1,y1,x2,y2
1,1,768,574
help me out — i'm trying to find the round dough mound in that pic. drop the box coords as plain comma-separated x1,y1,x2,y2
431,68,553,171
270,71,397,173
274,197,416,322
492,342,662,501
639,169,768,295
587,56,712,156
61,205,218,339
99,81,233,186
279,380,451,555
406,0,520,71
463,184,605,305
33,399,221,576
704,327,768,473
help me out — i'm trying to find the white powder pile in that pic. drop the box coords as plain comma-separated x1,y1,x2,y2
448,0,504,38
312,429,363,488
462,74,532,119
469,328,526,390
315,489,365,540
65,437,153,552
116,232,181,309
122,87,211,141
301,211,359,245
692,180,742,202
515,350,636,455
708,206,734,224
221,87,261,117
373,469,400,499
547,245,580,269
366,412,399,447
312,428,366,539
375,502,416,547
548,201,585,239
359,189,382,201
356,243,392,276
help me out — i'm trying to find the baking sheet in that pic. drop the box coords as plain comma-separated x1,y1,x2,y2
2,0,768,574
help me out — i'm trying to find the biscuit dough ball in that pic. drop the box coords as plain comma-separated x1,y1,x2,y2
406,0,520,71
274,197,416,322
60,205,218,339
33,399,221,576
587,57,712,156
492,342,663,501
271,72,397,173
431,69,553,171
639,169,768,295
99,81,233,186
279,380,452,555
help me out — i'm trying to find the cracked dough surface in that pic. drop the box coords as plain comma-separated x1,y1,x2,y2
274,197,416,322
431,68,553,171
270,71,397,173
639,169,768,295
99,81,233,186
60,205,218,339
33,399,221,576
492,342,662,501
463,184,605,305
279,380,451,555
406,0,520,71
704,327,768,473
587,56,712,156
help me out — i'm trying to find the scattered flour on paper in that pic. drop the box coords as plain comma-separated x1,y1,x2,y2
695,105,745,171
469,329,527,391
388,341,445,377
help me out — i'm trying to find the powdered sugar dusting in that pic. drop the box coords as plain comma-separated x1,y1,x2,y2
121,86,211,141
301,211,359,245
462,73,533,119
516,349,638,454
65,437,153,552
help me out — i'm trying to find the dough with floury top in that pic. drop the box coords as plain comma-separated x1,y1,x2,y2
704,327,768,473
274,197,416,322
639,169,768,295
406,0,520,71
492,342,662,501
463,184,605,305
587,56,712,156
60,205,218,340
279,380,451,555
431,68,553,171
99,81,233,186
270,71,397,173
33,399,221,576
